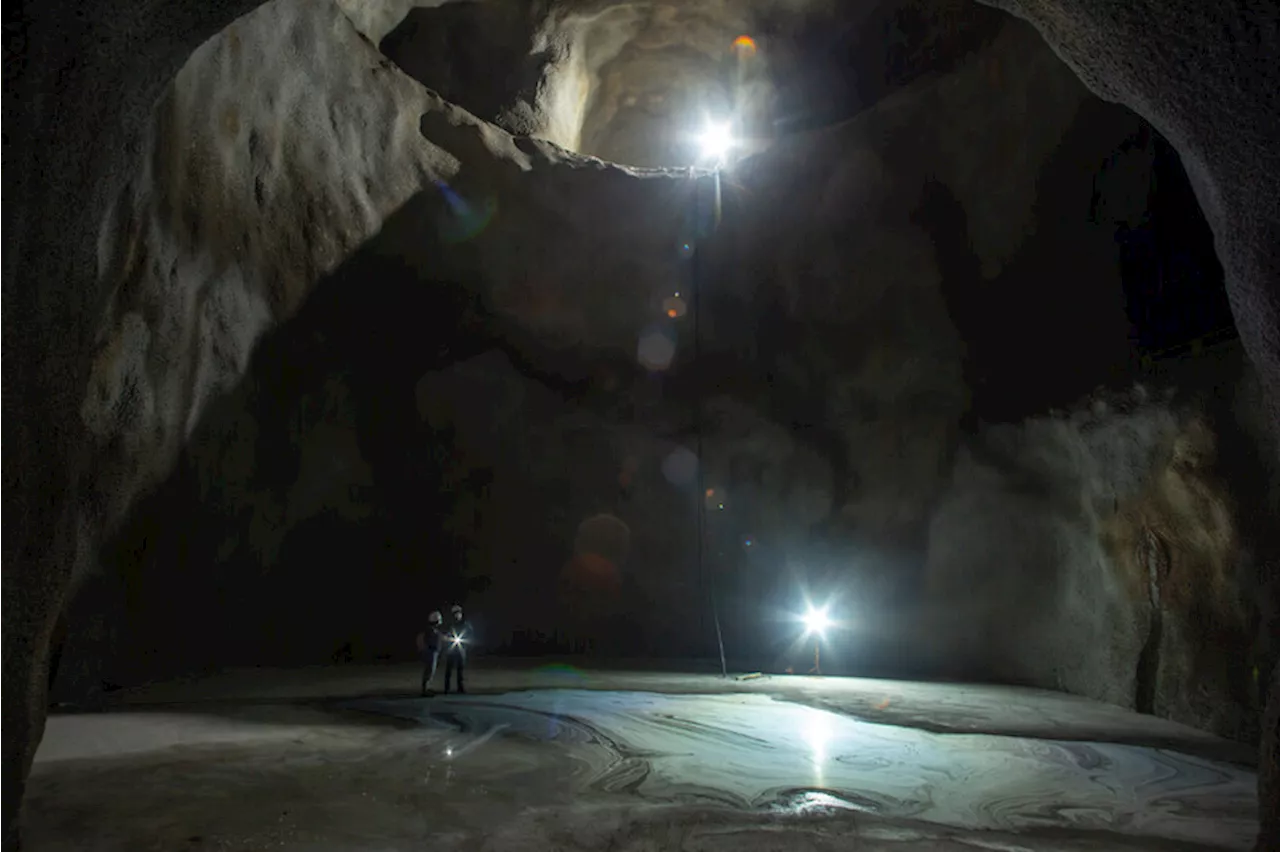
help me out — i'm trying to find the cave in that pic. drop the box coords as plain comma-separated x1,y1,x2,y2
4,0,1279,849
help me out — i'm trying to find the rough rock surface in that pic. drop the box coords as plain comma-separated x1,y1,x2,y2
355,0,1009,166
5,0,1280,848
57,0,1268,755
65,0,712,678
975,2,1280,843
3,0,286,838
929,380,1259,734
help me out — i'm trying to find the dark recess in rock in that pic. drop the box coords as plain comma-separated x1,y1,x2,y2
380,2,547,135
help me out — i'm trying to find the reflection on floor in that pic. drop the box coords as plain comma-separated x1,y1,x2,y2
27,667,1257,851
349,691,1255,849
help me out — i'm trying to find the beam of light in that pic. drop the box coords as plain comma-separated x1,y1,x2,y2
443,724,509,762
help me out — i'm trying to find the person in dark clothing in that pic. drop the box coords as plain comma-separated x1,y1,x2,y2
417,610,443,696
444,603,473,694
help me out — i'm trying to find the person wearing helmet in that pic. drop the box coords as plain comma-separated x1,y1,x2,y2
416,610,444,696
444,604,472,694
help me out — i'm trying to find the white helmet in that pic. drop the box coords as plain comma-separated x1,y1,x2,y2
450,604,463,616
428,610,443,625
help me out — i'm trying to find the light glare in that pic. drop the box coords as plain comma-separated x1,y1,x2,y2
803,606,831,637
697,121,734,161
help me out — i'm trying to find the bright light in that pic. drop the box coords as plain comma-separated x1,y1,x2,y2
803,606,832,637
697,121,735,162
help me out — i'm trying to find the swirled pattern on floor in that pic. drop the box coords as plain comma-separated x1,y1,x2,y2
350,690,1256,850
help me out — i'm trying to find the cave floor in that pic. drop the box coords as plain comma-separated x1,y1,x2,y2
28,663,1257,850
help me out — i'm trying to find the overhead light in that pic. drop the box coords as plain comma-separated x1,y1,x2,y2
696,120,735,163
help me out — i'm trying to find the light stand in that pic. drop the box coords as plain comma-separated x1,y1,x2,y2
802,606,831,676
692,169,727,680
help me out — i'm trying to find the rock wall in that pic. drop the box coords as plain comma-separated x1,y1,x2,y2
925,372,1268,740
982,1,1280,834
3,0,279,831
43,0,1273,758
353,0,1010,167
10,0,1280,847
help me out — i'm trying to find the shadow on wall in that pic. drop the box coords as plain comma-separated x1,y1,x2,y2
767,0,1007,132
917,102,1229,426
917,101,1140,424
55,189,490,692
51,178,700,696
49,185,1274,747
380,2,552,139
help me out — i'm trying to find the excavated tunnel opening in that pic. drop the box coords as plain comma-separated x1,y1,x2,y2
371,0,1012,169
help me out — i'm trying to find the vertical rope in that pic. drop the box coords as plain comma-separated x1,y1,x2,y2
693,170,727,678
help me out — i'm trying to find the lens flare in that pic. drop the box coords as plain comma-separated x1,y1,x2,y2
803,606,831,637
638,326,677,371
662,446,699,485
433,179,496,243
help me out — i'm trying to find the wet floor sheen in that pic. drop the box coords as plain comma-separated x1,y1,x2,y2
349,690,1257,850
27,675,1257,850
